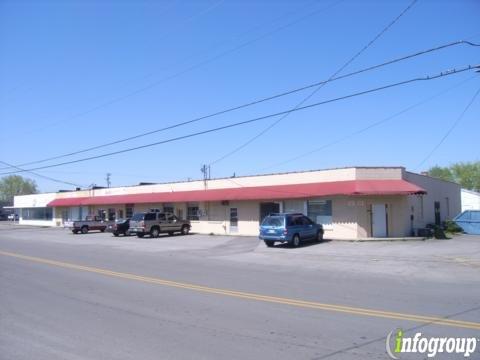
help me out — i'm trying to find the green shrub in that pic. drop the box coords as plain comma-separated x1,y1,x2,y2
443,220,463,234
434,227,447,239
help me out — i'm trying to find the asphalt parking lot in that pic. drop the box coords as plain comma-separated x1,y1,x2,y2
1,223,479,359
1,222,478,283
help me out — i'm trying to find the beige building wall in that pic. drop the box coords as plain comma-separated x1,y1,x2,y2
405,172,461,226
355,167,404,180
50,167,361,201
355,196,410,238
188,201,261,236
328,197,358,239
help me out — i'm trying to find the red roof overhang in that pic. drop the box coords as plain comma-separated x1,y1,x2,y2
47,180,426,207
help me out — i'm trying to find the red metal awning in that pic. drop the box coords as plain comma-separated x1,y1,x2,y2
47,180,426,207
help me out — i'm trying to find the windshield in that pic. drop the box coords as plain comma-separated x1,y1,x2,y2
261,216,284,227
130,213,145,221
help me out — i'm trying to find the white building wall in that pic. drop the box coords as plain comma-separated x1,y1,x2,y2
461,189,480,211
14,192,58,226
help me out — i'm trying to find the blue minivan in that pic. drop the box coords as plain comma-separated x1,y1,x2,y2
259,213,324,247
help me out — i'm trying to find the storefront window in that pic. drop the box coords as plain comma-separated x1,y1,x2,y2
230,208,238,227
108,208,116,221
163,203,174,214
97,209,106,220
308,200,332,225
125,204,134,219
21,207,53,220
187,203,199,220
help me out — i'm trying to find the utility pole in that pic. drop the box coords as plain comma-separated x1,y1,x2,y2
200,165,211,188
106,173,111,188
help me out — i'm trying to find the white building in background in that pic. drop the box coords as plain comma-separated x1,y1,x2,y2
12,167,461,240
461,189,480,211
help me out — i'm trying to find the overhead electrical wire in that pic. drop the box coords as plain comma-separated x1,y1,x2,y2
0,160,85,188
9,0,344,138
415,85,480,170
147,0,329,76
1,40,478,172
0,63,477,175
208,0,419,166
258,75,477,172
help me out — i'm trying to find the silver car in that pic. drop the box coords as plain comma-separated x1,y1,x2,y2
129,212,191,238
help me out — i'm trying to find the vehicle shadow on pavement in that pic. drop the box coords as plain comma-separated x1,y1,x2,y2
272,239,332,249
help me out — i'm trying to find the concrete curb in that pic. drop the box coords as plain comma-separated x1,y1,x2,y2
332,237,429,242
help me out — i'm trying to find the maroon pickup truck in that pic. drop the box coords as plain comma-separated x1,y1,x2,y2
68,215,113,234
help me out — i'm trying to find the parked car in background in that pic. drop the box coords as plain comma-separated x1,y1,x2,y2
67,215,113,234
7,214,19,221
107,218,131,237
129,212,191,238
259,213,324,248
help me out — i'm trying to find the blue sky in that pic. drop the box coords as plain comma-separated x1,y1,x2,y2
0,0,479,192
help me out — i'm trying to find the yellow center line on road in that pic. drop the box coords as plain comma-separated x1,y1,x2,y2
1,250,479,330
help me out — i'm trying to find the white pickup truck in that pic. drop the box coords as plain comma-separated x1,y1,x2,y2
65,215,113,234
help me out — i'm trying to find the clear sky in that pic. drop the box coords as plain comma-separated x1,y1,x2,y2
0,0,479,192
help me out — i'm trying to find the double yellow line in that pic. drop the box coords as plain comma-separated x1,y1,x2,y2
1,250,479,330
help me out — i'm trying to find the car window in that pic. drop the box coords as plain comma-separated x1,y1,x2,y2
158,213,166,221
145,213,156,221
167,214,177,221
303,216,314,225
262,216,284,227
293,216,303,226
131,213,145,221
286,216,294,226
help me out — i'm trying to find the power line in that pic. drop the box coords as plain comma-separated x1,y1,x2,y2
145,0,324,76
6,0,343,139
208,0,419,166
0,160,85,188
0,0,219,113
415,85,480,170
1,64,476,175
259,75,477,172
2,40,477,172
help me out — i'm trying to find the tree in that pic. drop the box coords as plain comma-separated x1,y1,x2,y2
427,166,454,182
428,161,480,192
0,175,38,205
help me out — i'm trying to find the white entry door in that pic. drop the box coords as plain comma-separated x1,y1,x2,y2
372,204,387,237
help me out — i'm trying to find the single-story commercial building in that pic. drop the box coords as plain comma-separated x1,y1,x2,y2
12,167,461,239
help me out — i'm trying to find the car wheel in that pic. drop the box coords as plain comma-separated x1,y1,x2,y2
290,234,300,248
113,232,119,237
81,226,88,234
150,227,160,238
72,230,78,234
265,240,275,247
100,228,105,232
316,231,323,242
181,225,190,235
137,233,144,238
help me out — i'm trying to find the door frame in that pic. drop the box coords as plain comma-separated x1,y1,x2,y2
371,203,389,237
259,201,283,223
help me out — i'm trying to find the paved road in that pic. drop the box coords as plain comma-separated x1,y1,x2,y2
1,224,479,359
